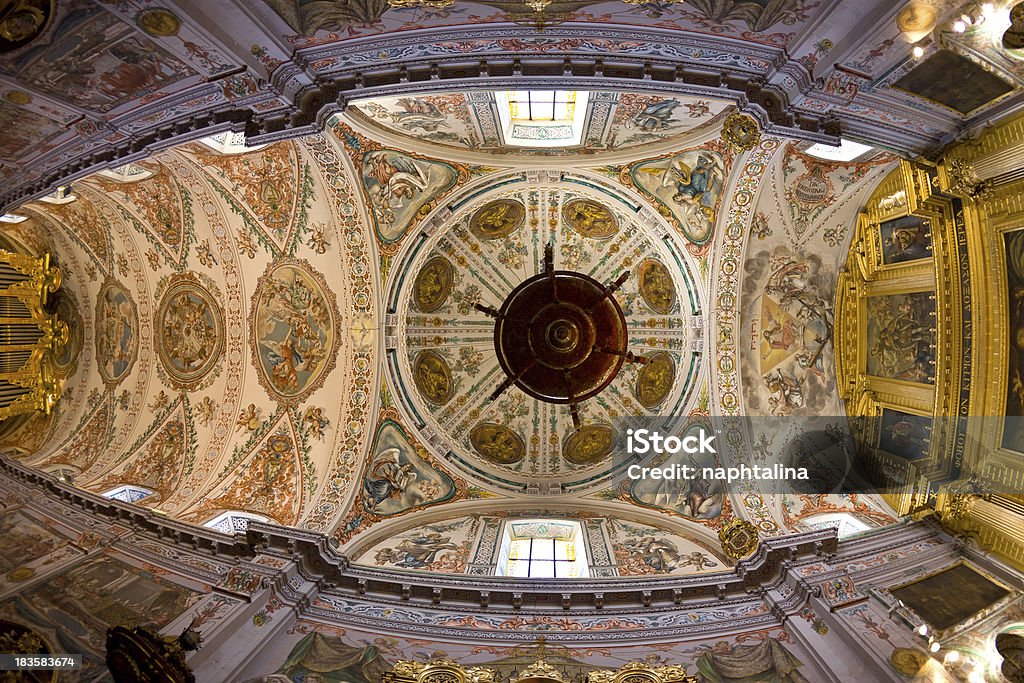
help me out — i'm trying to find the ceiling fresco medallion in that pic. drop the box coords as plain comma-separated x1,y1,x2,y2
563,424,616,465
637,259,677,314
635,352,676,408
155,272,225,390
470,423,526,465
469,199,526,240
888,648,929,677
250,259,340,405
95,278,138,387
0,0,52,53
413,350,455,406
412,255,453,313
562,199,619,239
718,518,759,560
137,7,181,36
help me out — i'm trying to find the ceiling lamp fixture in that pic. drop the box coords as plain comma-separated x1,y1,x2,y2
475,244,647,431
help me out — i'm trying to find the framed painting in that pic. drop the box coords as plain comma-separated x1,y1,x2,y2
890,563,1011,631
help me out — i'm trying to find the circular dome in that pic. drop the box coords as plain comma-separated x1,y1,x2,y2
391,173,703,493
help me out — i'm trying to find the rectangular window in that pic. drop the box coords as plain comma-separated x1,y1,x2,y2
497,528,593,581
505,91,577,122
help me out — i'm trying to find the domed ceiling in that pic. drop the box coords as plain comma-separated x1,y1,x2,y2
0,88,900,576
389,174,703,493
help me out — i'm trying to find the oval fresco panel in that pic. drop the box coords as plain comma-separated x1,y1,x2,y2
470,423,526,464
156,273,225,390
53,292,83,377
636,352,676,408
413,350,454,406
562,199,619,239
469,199,525,240
638,259,676,314
413,255,454,313
251,259,340,404
563,424,615,465
95,279,138,386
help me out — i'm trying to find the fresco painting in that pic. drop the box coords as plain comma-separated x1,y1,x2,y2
629,149,726,245
362,419,455,516
0,1,195,112
1,555,201,678
245,633,389,682
352,94,479,148
0,99,65,160
607,94,728,149
607,519,723,576
0,511,69,587
155,273,225,390
741,247,837,416
95,279,138,385
251,259,339,404
695,637,809,682
360,150,459,243
242,623,809,682
360,516,478,572
630,422,724,520
264,0,810,42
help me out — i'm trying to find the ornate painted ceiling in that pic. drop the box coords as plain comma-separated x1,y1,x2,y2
0,82,904,577
1,0,1023,213
346,92,733,157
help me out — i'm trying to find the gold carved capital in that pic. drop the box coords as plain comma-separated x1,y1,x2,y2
588,661,699,683
385,658,496,683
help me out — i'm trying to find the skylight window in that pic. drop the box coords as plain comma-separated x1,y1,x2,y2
507,90,577,122
802,512,871,538
495,519,590,578
204,511,270,534
102,485,154,503
495,90,590,148
197,131,268,154
804,139,875,162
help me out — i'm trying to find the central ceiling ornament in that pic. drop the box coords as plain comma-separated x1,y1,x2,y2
475,244,647,430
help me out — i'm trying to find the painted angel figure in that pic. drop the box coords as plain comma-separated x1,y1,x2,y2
366,152,429,207
262,333,302,392
363,448,418,511
629,99,680,131
664,154,720,206
391,97,447,132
